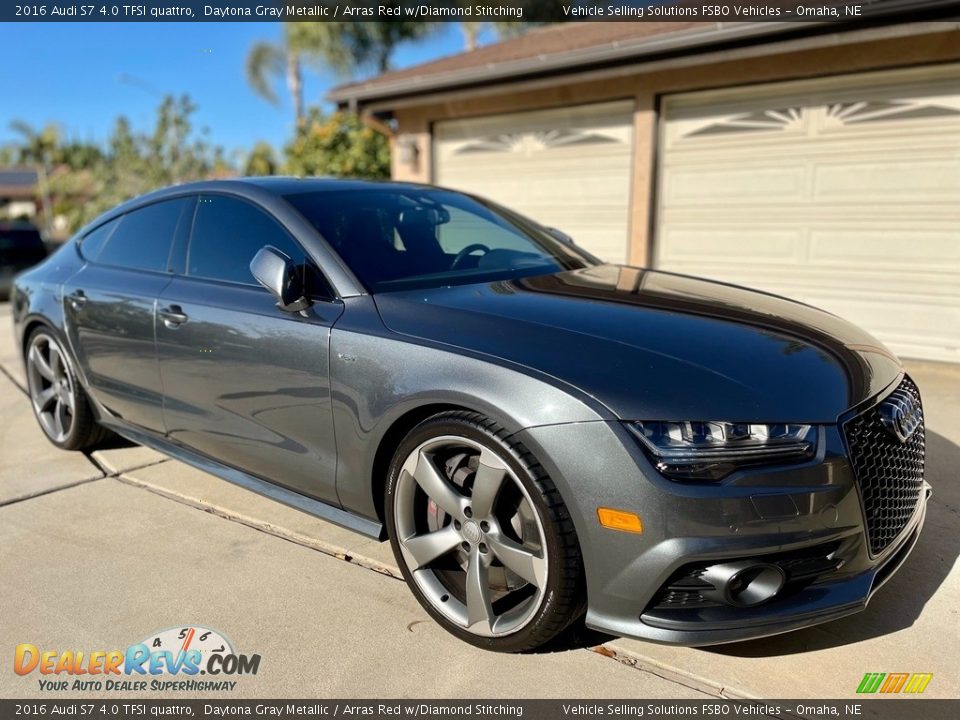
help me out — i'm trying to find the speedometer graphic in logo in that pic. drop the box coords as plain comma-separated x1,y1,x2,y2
141,626,233,669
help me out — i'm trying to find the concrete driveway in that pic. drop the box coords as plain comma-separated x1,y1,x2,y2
1,302,957,700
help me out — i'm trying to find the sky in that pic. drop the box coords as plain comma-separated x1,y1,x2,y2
0,22,471,158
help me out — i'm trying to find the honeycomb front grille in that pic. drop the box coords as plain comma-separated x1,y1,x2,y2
843,376,925,556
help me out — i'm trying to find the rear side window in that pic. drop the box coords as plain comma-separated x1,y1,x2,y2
187,195,305,286
79,219,119,261
96,198,191,272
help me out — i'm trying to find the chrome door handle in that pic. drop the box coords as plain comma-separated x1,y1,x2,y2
158,305,188,328
67,289,87,310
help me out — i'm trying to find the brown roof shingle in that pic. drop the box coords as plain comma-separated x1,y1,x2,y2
329,22,701,102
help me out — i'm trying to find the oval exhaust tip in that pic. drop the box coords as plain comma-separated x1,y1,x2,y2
702,561,786,608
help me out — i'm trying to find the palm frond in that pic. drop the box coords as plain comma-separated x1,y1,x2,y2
245,41,285,104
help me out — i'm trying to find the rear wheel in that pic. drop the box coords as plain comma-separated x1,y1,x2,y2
25,328,110,451
385,411,585,652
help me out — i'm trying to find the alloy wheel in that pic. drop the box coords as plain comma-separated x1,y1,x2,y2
393,435,548,637
27,333,76,444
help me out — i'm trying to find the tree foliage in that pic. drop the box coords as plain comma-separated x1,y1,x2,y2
35,95,227,233
295,20,439,74
246,28,306,126
8,121,62,165
460,21,543,51
7,15,488,234
247,20,439,126
283,110,389,180
244,141,278,176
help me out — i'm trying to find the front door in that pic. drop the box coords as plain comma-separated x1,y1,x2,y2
63,197,194,433
156,194,343,505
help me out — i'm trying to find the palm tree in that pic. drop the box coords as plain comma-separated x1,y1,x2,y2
8,120,60,166
247,22,439,127
342,22,440,74
462,22,483,51
246,26,309,128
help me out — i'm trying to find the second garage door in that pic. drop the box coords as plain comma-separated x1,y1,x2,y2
656,66,960,363
433,101,634,263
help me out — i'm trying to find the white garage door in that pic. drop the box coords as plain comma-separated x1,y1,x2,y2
434,101,634,263
657,67,960,363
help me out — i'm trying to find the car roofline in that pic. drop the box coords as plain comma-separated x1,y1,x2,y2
72,179,370,298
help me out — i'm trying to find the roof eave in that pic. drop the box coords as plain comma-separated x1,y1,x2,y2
327,21,826,107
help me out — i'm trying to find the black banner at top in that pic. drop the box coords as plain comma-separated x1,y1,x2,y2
5,0,960,23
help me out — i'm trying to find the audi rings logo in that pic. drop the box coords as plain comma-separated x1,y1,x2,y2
878,389,922,443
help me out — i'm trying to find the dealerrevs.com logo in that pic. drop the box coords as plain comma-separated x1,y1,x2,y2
856,672,933,694
13,625,261,692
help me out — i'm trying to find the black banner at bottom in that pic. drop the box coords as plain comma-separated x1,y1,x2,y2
2,699,958,720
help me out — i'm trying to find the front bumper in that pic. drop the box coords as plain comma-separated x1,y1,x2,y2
516,418,929,646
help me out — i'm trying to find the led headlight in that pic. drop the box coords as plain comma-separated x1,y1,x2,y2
628,421,816,481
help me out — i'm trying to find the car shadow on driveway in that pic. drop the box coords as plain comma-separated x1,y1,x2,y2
88,434,137,451
534,620,616,654
706,429,960,658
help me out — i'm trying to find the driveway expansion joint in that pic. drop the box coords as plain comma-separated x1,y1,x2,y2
0,474,107,508
109,466,736,698
0,361,27,394
113,470,405,581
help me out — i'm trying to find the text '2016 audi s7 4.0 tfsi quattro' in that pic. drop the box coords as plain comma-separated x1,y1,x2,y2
12,178,929,651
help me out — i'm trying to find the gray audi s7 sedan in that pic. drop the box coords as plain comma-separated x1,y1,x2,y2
12,178,929,651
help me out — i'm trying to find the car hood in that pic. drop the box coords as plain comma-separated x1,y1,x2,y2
373,265,902,423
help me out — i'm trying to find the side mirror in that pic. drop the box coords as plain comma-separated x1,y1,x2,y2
250,246,311,312
545,227,575,246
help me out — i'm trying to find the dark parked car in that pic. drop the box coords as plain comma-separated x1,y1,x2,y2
12,179,929,651
1,222,46,299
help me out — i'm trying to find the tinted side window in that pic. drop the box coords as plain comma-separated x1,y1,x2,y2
97,198,191,272
188,195,305,286
79,218,119,261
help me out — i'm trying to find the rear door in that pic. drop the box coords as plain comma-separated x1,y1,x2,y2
63,197,193,433
156,193,343,505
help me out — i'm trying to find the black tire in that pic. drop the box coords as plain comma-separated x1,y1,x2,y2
24,327,112,451
385,410,585,652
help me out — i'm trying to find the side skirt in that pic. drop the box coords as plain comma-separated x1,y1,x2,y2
100,421,384,540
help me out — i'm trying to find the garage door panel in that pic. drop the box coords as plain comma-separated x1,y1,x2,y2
437,146,631,169
434,101,633,263
660,222,960,274
658,263,959,361
813,158,960,199
659,228,802,264
662,206,959,224
810,229,960,271
664,165,807,204
795,296,960,362
442,164,628,188
658,68,960,362
660,263,959,298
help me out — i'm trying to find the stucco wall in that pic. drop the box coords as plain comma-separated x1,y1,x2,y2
389,29,960,266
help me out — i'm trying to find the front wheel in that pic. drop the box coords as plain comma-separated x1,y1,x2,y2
385,411,585,652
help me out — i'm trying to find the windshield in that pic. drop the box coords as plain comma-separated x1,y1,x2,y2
283,188,596,292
